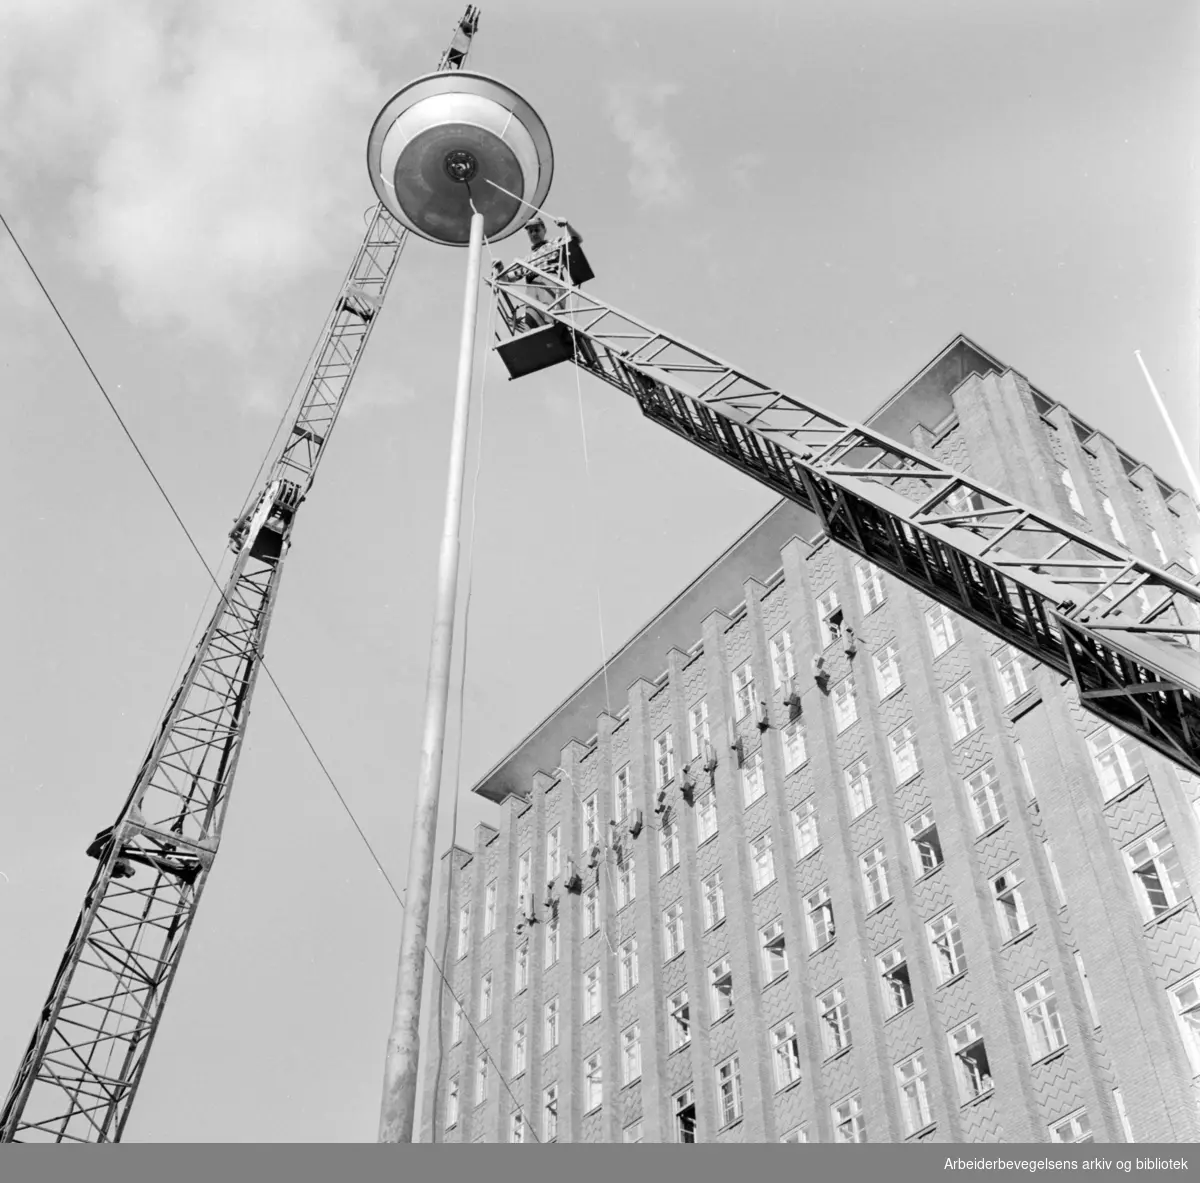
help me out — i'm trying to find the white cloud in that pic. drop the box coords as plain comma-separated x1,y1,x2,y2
606,80,688,210
0,0,412,352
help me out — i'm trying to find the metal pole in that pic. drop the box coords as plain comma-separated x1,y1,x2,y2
379,209,485,1144
1135,350,1200,503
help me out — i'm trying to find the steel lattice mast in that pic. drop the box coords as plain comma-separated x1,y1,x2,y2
490,242,1200,776
0,7,482,1145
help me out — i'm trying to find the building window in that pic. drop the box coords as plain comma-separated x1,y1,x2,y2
806,885,835,949
833,1093,865,1143
702,870,726,927
780,1125,809,1143
517,853,532,912
832,676,858,731
1018,974,1066,1060
696,790,718,843
542,1083,558,1142
907,809,944,875
655,729,676,789
1050,1110,1094,1144
583,1052,603,1112
966,762,1007,833
667,988,690,1051
446,1075,459,1128
614,765,632,822
772,1019,802,1088
581,795,598,851
475,1053,489,1105
845,758,873,817
710,957,734,1020
1059,465,1084,515
946,485,987,516
750,831,776,891
1075,952,1101,1027
583,964,601,1021
861,845,891,911
457,904,471,959
945,678,982,741
1150,528,1168,564
619,937,639,994
583,885,599,935
873,639,903,698
509,1108,525,1144
817,588,844,648
992,865,1031,940
856,560,887,613
782,718,807,772
1125,827,1189,920
451,998,465,1045
793,798,819,857
546,825,561,881
897,1053,933,1134
544,913,560,966
515,941,529,994
511,1022,527,1077
483,881,497,935
889,722,921,783
1101,497,1127,545
949,1018,992,1100
716,1056,744,1126
732,661,755,721
674,1087,697,1143
771,627,796,686
659,813,680,875
926,603,961,656
543,997,559,1049
760,917,788,981
664,901,686,960
819,986,851,1056
1043,840,1067,906
688,701,710,761
742,747,766,807
928,910,966,983
624,1118,644,1143
994,643,1031,704
879,946,913,1017
1170,977,1200,1073
622,1024,642,1085
616,858,636,908
1015,741,1036,798
479,972,493,1020
1087,725,1147,799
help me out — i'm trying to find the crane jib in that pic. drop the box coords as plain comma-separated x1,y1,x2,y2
489,249,1200,778
0,7,484,1145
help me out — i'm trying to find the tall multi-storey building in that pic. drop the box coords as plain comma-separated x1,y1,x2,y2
419,336,1200,1144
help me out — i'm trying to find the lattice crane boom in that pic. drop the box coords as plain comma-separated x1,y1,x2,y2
490,236,1200,776
0,6,483,1145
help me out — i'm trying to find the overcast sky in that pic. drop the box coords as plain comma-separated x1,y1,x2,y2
1,0,1196,1144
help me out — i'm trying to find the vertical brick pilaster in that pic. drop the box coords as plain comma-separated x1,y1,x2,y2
420,842,473,1142
557,741,588,1142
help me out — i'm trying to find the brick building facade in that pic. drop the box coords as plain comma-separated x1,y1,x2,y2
419,337,1200,1144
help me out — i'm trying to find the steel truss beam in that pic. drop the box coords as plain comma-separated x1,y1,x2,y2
0,8,483,1144
490,254,1200,776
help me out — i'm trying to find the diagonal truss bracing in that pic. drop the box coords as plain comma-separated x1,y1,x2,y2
490,253,1200,776
0,6,483,1144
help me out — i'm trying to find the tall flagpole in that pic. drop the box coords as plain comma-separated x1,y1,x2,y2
367,66,554,1145
1135,350,1200,503
380,210,484,1143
